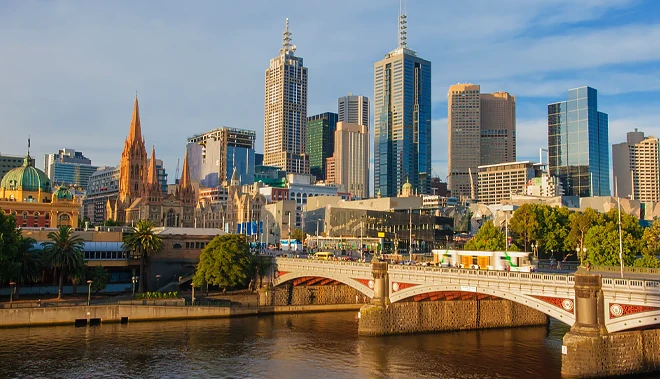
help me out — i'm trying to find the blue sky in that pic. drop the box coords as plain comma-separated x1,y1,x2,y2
1,0,659,186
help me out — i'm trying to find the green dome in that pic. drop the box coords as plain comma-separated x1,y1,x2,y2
0,155,51,192
402,181,413,190
54,186,73,200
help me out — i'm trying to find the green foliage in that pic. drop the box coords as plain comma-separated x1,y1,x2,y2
253,256,272,288
14,236,41,285
642,218,660,255
634,254,660,268
566,208,603,263
290,228,307,242
0,210,22,283
123,220,164,292
136,291,179,300
537,205,570,258
103,219,123,226
584,225,636,266
508,204,539,252
41,225,85,298
87,266,109,293
193,234,252,290
464,220,506,251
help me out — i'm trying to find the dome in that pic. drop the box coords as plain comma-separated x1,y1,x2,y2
0,155,51,193
402,181,413,190
54,185,73,200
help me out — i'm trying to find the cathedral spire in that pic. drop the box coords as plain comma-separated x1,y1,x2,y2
180,150,191,188
147,145,158,186
128,94,143,144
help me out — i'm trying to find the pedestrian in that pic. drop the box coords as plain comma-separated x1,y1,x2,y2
557,260,562,270
586,261,591,271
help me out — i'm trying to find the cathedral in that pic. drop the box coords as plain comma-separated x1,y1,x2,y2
109,96,196,227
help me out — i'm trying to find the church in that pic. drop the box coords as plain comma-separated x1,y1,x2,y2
108,96,196,227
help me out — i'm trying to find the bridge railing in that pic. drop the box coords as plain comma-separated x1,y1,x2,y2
274,257,371,268
595,266,660,275
602,277,660,291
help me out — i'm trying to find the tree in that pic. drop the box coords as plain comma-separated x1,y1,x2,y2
0,210,21,283
87,266,109,293
634,254,660,268
509,204,539,252
584,225,636,267
290,228,307,243
642,218,660,255
68,264,85,295
41,226,85,299
253,256,272,289
464,220,506,251
122,220,164,293
103,219,123,227
566,208,603,263
12,237,42,300
193,234,252,291
536,205,570,259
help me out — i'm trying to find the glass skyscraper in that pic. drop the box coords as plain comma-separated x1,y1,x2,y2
306,112,338,181
374,8,431,197
548,86,609,197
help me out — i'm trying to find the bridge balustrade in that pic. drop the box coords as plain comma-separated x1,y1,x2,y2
602,277,660,292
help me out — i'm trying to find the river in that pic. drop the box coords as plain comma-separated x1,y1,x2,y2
0,312,597,378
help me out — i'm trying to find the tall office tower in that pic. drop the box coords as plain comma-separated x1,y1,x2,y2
612,129,660,202
338,94,370,128
480,92,516,166
447,83,481,200
264,19,309,174
306,112,338,180
44,149,98,190
548,86,609,197
374,6,431,197
187,127,256,188
334,122,370,199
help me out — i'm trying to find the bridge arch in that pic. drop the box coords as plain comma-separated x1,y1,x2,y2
273,272,374,299
389,283,575,326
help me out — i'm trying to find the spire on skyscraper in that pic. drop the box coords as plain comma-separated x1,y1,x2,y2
398,0,408,49
280,18,296,54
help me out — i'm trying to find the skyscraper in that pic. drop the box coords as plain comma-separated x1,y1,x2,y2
306,112,338,180
447,83,481,199
373,5,431,198
480,92,516,166
44,149,98,190
338,94,370,128
612,129,660,202
548,86,609,197
264,19,309,174
334,122,369,199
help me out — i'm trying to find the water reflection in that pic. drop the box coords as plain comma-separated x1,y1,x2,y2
1,314,573,379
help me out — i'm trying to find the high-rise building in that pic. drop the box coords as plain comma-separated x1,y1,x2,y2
612,129,660,202
263,19,309,174
187,127,256,188
44,149,98,190
338,94,370,128
447,83,481,200
83,166,120,224
325,156,335,184
334,122,369,199
480,92,516,166
548,86,609,197
374,6,431,197
306,112,338,181
477,161,544,205
0,154,34,182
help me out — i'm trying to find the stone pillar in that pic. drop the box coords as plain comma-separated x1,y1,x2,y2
370,262,389,306
358,261,390,336
570,273,606,336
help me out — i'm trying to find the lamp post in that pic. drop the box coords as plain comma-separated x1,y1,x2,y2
9,282,15,309
155,274,161,291
86,280,93,306
531,242,538,259
191,282,195,306
131,276,139,296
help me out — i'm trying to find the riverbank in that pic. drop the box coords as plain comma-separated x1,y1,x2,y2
0,303,363,328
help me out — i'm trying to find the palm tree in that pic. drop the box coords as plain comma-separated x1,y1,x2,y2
42,226,85,299
13,237,42,300
254,256,272,289
123,220,164,293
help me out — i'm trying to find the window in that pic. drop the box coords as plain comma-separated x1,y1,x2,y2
173,243,182,249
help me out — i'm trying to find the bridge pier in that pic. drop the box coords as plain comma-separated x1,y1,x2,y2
561,273,660,378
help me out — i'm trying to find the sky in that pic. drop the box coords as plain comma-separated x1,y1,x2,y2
1,0,660,188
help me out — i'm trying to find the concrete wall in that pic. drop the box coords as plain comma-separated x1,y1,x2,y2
562,329,660,378
0,303,363,328
268,284,365,306
358,299,548,336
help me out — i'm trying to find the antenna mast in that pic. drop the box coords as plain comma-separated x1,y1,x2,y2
398,0,408,48
175,158,180,184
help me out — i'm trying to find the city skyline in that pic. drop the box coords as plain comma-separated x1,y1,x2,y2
1,1,660,187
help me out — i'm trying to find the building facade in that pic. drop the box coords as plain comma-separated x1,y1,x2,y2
548,86,610,197
1,154,35,183
44,149,98,190
612,129,660,202
263,19,309,174
334,122,369,199
525,175,564,197
187,127,256,188
338,94,369,128
83,166,120,224
306,112,338,180
325,156,335,184
480,92,516,166
374,8,432,197
477,161,544,205
448,83,481,200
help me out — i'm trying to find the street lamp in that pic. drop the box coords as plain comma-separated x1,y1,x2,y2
155,274,161,291
191,282,195,306
9,282,15,308
531,242,538,259
86,280,93,306
131,276,138,296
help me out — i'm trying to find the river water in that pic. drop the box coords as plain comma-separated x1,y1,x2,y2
0,312,586,378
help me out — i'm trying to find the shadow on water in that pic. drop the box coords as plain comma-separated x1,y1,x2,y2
0,313,656,379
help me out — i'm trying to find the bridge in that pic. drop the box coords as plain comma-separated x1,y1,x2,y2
273,257,660,333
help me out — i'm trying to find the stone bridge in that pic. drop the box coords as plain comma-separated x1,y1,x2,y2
273,258,660,333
